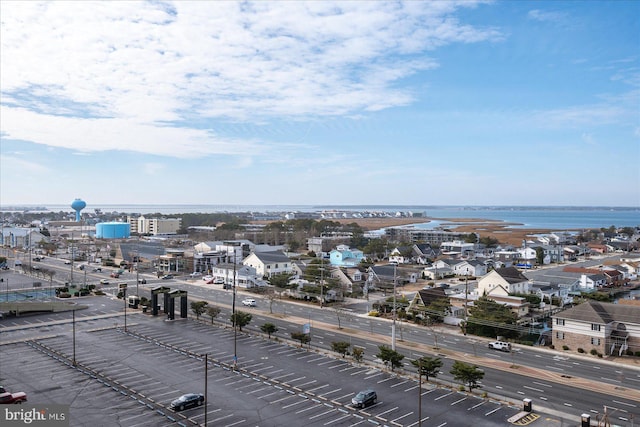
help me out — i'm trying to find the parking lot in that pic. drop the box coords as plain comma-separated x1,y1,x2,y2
0,312,530,427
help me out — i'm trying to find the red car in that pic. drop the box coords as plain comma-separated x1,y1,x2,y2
0,391,27,404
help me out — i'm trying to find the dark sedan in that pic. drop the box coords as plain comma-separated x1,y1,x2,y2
170,393,204,411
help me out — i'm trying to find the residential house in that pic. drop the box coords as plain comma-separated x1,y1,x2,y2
422,265,453,281
452,260,487,278
529,281,573,306
209,263,264,288
577,273,606,290
307,232,352,254
515,246,537,268
329,245,364,267
440,240,476,258
552,300,640,356
449,292,530,320
243,251,292,279
477,267,530,297
412,243,437,265
493,249,520,268
408,287,449,313
388,245,414,264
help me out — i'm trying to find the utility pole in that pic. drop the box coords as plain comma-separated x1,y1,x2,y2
464,275,469,336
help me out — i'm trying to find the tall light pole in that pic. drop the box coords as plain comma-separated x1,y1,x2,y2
391,263,397,351
232,250,237,369
319,255,324,308
72,309,77,366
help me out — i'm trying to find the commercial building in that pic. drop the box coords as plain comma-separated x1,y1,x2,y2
128,216,181,236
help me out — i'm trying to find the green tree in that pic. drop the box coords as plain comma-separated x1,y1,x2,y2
206,306,221,324
269,273,294,289
465,295,519,339
450,360,484,392
261,322,278,339
411,356,443,382
230,311,252,331
535,247,544,265
376,345,404,371
331,341,351,358
291,331,310,346
190,301,208,320
352,347,364,363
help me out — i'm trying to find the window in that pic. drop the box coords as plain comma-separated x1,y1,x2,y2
556,319,565,326
556,331,564,340
591,337,600,345
591,324,601,331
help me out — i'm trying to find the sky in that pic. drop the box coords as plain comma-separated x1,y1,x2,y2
1,1,639,208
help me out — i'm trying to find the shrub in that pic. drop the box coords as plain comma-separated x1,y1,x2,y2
590,349,598,355
597,353,603,358
577,348,585,353
562,345,569,351
58,292,71,298
368,311,380,317
635,351,640,357
626,349,634,356
549,345,555,350
94,290,105,296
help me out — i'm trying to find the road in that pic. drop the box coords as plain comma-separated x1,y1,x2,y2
2,261,639,426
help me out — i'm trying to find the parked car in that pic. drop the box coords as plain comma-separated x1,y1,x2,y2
213,278,225,285
99,279,110,285
241,298,256,307
0,391,27,404
169,393,204,411
202,275,213,282
351,390,376,408
161,274,174,280
64,260,71,265
189,272,202,278
137,278,147,284
92,267,102,272
488,341,511,352
110,272,120,278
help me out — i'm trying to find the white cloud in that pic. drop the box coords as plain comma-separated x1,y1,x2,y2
527,9,567,23
143,163,165,175
0,0,500,157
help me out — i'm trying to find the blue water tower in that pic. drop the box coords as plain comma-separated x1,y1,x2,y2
71,198,86,222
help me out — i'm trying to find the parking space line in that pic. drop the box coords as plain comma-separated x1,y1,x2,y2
282,400,306,409
390,380,409,388
451,397,467,406
391,411,413,423
323,413,351,425
319,388,342,398
309,408,336,420
224,419,247,427
295,404,320,414
434,391,453,400
376,377,393,384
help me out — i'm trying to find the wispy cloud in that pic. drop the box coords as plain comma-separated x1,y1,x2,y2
0,1,500,157
527,9,567,23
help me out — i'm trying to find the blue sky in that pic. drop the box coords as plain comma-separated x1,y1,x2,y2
1,1,638,207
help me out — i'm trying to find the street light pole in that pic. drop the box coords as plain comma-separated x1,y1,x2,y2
232,250,237,369
319,255,324,308
418,358,422,427
72,309,76,366
392,263,397,351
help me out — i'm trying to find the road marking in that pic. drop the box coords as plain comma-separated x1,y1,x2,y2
523,386,543,393
282,400,306,409
451,397,467,405
319,388,342,398
390,380,409,388
309,409,336,420
391,411,413,423
376,406,398,417
323,414,351,425
295,404,320,414
612,400,637,408
434,392,453,401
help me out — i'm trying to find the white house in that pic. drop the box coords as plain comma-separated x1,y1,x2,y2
243,251,292,278
477,267,530,297
452,260,487,277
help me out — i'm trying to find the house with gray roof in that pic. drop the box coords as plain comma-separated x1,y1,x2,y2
552,300,640,356
243,251,292,279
